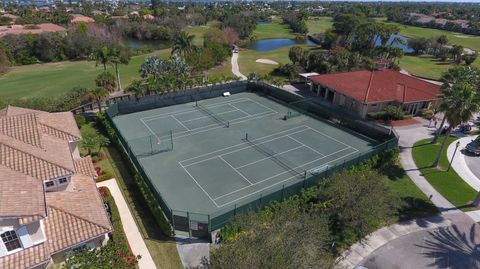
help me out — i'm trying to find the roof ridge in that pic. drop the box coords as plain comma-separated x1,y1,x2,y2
363,70,375,103
0,143,75,181
39,122,80,141
0,113,42,148
48,205,110,231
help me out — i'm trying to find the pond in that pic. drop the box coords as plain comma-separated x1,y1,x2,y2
257,21,273,25
374,34,413,53
247,38,316,52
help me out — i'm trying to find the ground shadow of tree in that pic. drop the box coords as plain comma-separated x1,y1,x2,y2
418,224,480,269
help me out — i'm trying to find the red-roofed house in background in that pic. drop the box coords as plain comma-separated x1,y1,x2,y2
308,68,442,119
70,14,95,24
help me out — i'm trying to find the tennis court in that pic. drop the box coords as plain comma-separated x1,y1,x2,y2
111,91,379,225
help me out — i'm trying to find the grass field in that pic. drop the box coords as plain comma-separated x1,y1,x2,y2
306,17,333,34
412,136,477,210
0,49,170,100
387,22,480,51
399,55,453,80
185,21,220,46
238,45,318,76
253,22,295,40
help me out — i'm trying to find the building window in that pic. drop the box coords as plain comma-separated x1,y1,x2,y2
45,181,55,188
58,178,68,184
1,231,22,252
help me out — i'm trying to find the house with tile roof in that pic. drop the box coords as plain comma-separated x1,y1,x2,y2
308,69,442,119
0,106,111,269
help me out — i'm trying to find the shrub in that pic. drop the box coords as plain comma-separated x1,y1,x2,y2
419,109,434,119
97,172,114,182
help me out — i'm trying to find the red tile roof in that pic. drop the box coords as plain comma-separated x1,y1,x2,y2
309,69,441,104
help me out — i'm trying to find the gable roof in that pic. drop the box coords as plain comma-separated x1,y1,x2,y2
309,69,441,104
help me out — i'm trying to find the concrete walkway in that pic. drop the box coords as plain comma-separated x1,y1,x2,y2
175,236,210,268
447,135,480,191
97,179,157,269
231,51,247,80
396,123,460,213
336,216,452,268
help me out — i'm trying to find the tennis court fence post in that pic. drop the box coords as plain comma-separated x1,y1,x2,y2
281,184,285,201
187,212,191,238
207,215,211,234
170,130,174,150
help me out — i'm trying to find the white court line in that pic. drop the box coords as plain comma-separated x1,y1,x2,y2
228,103,251,116
213,146,356,201
248,98,278,113
234,145,305,169
214,148,360,207
140,98,252,121
181,108,239,123
178,162,220,207
140,118,161,141
171,115,190,131
305,126,356,150
180,126,310,166
287,135,325,157
218,156,253,185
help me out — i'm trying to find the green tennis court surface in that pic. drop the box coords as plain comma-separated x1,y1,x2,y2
112,92,378,215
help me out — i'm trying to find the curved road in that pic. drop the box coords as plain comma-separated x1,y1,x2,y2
231,51,247,80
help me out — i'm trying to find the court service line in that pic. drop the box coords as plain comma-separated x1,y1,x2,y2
305,125,356,150
212,146,356,201
178,162,220,207
228,103,251,116
218,156,253,185
286,135,325,157
171,115,191,131
140,118,161,141
247,98,278,114
214,149,360,207
181,108,240,123
180,126,310,166
234,145,306,170
140,98,252,121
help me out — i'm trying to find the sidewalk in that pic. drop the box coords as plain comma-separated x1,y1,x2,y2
336,216,452,268
97,179,157,269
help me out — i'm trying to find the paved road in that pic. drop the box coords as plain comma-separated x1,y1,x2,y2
465,154,480,180
231,51,247,80
360,213,480,269
97,179,157,269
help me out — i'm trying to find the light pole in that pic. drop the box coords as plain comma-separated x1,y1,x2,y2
447,141,461,172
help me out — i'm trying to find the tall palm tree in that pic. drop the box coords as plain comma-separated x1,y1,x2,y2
171,32,197,57
125,79,147,100
110,46,131,92
433,66,480,144
89,46,112,71
88,87,109,112
432,83,480,167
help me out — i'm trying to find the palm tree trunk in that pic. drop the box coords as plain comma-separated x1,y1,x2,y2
115,63,122,92
432,126,451,167
97,99,102,112
433,116,447,144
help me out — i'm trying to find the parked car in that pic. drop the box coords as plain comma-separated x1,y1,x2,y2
459,123,473,134
466,136,480,156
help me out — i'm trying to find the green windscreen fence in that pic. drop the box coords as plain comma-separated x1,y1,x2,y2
105,81,399,237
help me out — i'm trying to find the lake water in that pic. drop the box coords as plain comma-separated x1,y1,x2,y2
257,21,273,25
248,38,316,52
374,34,413,53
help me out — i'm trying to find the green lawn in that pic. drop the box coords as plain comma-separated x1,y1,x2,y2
238,45,319,76
386,21,480,51
0,49,170,100
306,17,333,34
384,164,438,220
185,21,220,46
253,22,295,40
412,136,477,210
399,55,454,80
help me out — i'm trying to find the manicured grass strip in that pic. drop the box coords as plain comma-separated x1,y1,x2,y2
399,55,453,80
253,22,295,40
412,136,477,210
306,17,333,34
101,145,183,269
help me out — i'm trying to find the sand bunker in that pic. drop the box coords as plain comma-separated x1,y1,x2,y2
255,59,279,65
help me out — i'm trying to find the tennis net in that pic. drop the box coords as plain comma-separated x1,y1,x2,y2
196,102,230,128
245,133,304,177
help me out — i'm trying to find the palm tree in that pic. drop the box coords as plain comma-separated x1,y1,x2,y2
171,32,196,57
125,79,147,100
110,46,131,92
89,46,112,71
88,87,109,112
432,83,480,167
433,66,480,144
